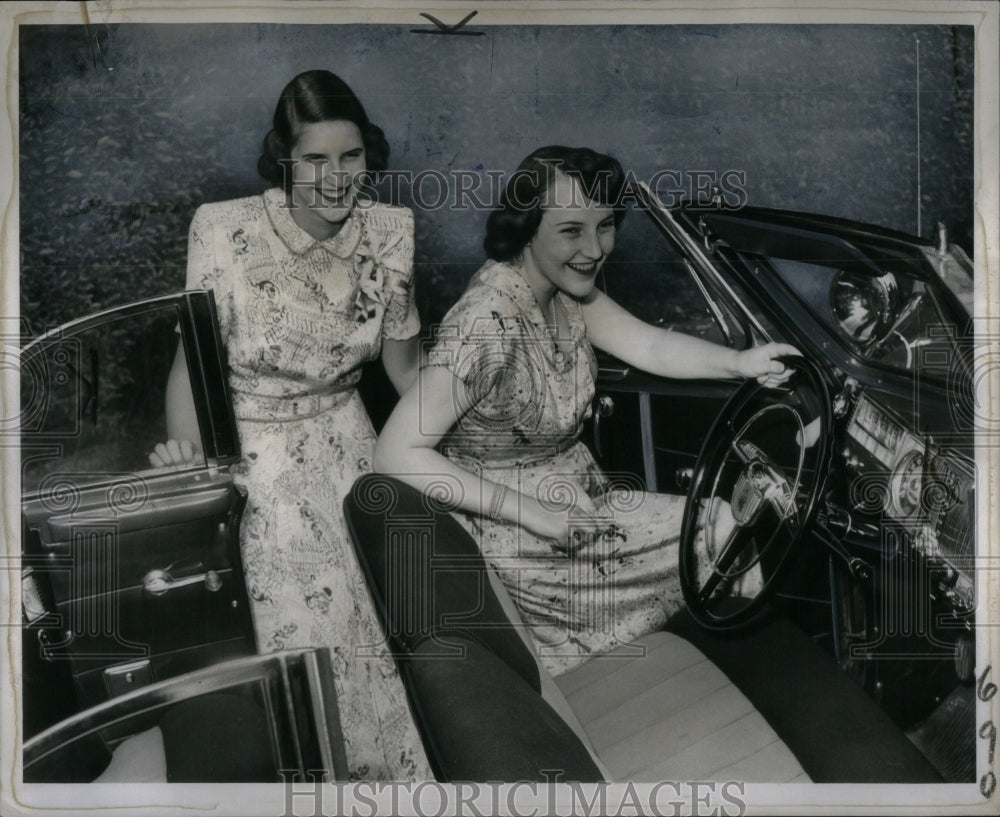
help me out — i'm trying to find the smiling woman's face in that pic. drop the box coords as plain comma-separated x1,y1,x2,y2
288,119,366,240
520,172,616,301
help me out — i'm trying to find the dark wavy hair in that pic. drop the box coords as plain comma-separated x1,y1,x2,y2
257,70,390,191
484,146,627,262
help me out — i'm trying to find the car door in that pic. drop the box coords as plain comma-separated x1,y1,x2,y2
20,290,255,734
587,189,770,494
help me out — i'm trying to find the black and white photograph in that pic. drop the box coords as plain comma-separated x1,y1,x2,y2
2,1,998,814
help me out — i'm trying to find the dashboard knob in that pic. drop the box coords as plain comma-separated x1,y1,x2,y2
849,558,872,582
842,448,864,471
832,378,859,417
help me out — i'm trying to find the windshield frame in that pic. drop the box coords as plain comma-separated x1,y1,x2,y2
681,208,972,390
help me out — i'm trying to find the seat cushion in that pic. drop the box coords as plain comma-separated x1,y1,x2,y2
554,631,810,782
665,608,944,782
93,727,167,783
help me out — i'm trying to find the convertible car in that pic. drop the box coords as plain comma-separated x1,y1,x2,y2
17,185,978,788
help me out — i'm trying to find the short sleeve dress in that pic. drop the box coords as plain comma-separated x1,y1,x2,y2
186,189,431,780
425,260,687,677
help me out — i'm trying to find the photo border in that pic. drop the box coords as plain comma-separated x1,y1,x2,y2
2,2,998,815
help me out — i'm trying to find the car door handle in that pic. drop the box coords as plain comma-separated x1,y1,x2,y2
597,364,630,381
143,567,223,596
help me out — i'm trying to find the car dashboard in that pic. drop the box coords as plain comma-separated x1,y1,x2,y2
842,391,975,614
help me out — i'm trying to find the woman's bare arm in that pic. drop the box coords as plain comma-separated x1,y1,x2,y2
149,345,204,468
374,366,584,547
581,289,799,387
381,335,421,395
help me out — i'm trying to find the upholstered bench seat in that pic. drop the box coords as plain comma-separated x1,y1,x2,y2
554,631,809,782
345,475,944,783
344,474,814,782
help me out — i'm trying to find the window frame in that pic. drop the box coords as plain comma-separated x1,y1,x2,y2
19,290,240,500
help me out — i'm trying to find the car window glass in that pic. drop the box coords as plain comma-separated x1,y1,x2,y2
21,304,187,494
761,255,956,374
604,207,741,346
711,256,781,343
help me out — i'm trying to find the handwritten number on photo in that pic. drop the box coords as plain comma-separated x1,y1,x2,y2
979,665,997,798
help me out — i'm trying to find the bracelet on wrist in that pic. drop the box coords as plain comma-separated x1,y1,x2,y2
487,483,508,521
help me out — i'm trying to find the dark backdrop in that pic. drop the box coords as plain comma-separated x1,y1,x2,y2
19,23,974,335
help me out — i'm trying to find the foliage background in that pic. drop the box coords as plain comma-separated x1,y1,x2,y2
20,23,974,337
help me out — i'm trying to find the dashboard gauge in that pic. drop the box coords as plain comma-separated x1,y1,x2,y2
888,448,924,519
847,394,931,521
848,394,908,467
927,453,974,565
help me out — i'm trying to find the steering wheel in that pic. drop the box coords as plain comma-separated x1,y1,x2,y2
678,356,833,630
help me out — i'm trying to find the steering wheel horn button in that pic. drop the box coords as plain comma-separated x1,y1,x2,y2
732,464,767,526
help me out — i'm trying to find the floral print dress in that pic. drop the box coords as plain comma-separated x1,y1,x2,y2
186,189,431,780
425,260,687,677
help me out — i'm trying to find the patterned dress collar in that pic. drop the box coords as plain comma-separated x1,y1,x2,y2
479,260,582,339
480,261,548,326
262,187,363,259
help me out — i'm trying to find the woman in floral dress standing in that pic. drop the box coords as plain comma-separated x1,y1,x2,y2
152,70,431,780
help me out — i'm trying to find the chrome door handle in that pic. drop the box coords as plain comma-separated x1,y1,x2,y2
143,568,222,596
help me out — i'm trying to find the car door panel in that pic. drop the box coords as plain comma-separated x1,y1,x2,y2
649,386,739,487
590,366,738,494
21,292,254,726
43,484,233,539
586,385,645,486
23,475,251,709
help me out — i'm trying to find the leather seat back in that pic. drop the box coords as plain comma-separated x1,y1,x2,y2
344,474,603,781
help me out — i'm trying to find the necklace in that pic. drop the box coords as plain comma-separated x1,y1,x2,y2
549,295,567,367
515,260,567,366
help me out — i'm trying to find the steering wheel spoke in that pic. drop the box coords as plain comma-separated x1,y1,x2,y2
695,522,746,601
764,475,799,530
729,439,752,464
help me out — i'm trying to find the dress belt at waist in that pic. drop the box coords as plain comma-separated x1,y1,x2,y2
444,436,579,469
232,388,355,423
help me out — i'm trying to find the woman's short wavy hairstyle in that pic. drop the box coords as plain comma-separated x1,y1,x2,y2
257,70,390,191
484,146,627,263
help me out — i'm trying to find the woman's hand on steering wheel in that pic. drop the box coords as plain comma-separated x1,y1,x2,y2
149,439,205,469
735,343,802,389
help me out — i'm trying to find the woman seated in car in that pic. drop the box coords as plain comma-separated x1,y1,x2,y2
374,145,798,675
